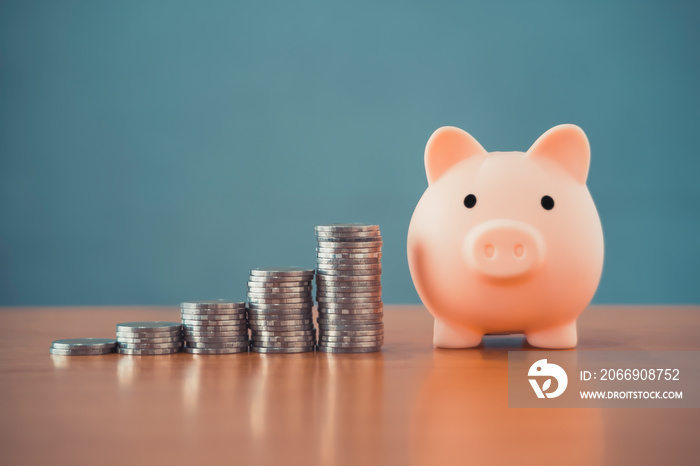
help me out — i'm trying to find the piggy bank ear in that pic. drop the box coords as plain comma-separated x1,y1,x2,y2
425,126,486,184
527,124,590,184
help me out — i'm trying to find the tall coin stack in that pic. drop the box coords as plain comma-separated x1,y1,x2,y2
247,267,316,353
314,224,384,353
116,322,183,355
181,301,249,354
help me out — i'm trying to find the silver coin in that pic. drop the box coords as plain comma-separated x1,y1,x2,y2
318,321,383,328
316,267,382,274
249,317,311,325
51,338,117,350
181,319,246,327
253,336,316,343
246,291,311,299
118,342,183,350
318,299,383,308
246,280,312,288
116,322,181,333
316,247,382,254
247,286,312,294
316,291,382,298
250,346,315,354
185,336,249,344
317,241,382,249
320,335,384,342
247,296,313,304
314,224,379,232
317,260,382,268
249,324,314,332
252,341,316,349
178,308,246,316
182,319,247,326
180,312,246,321
317,298,382,305
316,285,382,293
320,329,384,336
318,315,383,324
247,277,313,285
185,341,249,349
318,322,384,330
116,335,183,344
115,331,182,340
182,327,246,334
251,329,316,337
317,269,381,277
318,307,383,316
316,346,381,353
317,286,382,293
316,256,381,264
49,347,115,356
117,347,182,355
316,274,381,283
248,310,312,318
248,315,311,322
247,302,313,310
317,266,381,273
249,267,315,277
184,330,248,338
184,347,248,354
314,225,380,233
315,231,382,239
316,250,382,258
185,320,248,332
317,340,383,348
247,309,313,317
183,329,247,337
251,335,315,341
316,272,382,280
318,322,384,336
249,318,312,326
248,316,312,324
315,233,382,240
181,300,246,309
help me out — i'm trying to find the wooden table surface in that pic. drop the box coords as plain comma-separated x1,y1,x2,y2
1,305,698,466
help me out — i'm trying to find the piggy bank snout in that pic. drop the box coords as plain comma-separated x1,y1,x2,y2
464,220,545,280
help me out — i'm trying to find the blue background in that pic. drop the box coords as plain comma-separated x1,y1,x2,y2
1,0,699,306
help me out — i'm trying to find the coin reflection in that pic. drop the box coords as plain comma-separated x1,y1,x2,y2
410,346,604,466
317,353,385,465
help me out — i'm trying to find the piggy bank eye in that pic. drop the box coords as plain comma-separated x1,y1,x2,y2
541,195,554,210
463,194,477,209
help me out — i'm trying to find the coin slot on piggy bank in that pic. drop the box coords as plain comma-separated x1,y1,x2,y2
407,125,604,349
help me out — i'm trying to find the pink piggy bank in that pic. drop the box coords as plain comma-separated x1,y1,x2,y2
407,124,604,349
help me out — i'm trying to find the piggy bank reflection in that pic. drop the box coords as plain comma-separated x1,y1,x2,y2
407,125,604,349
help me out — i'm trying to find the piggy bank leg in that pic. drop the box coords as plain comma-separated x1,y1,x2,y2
433,319,483,349
525,322,577,349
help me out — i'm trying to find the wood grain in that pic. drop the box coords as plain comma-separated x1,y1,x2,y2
0,305,698,466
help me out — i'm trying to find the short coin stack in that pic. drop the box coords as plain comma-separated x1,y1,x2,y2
116,322,183,355
50,338,117,356
181,301,249,354
247,267,316,353
315,224,384,353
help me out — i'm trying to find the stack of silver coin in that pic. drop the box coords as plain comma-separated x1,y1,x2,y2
50,338,117,356
315,224,384,353
116,322,183,355
247,267,316,353
181,301,249,354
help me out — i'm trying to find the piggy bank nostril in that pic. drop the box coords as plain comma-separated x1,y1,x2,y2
514,244,524,258
484,244,495,258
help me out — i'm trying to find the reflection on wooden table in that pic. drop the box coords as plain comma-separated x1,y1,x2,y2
1,305,698,466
